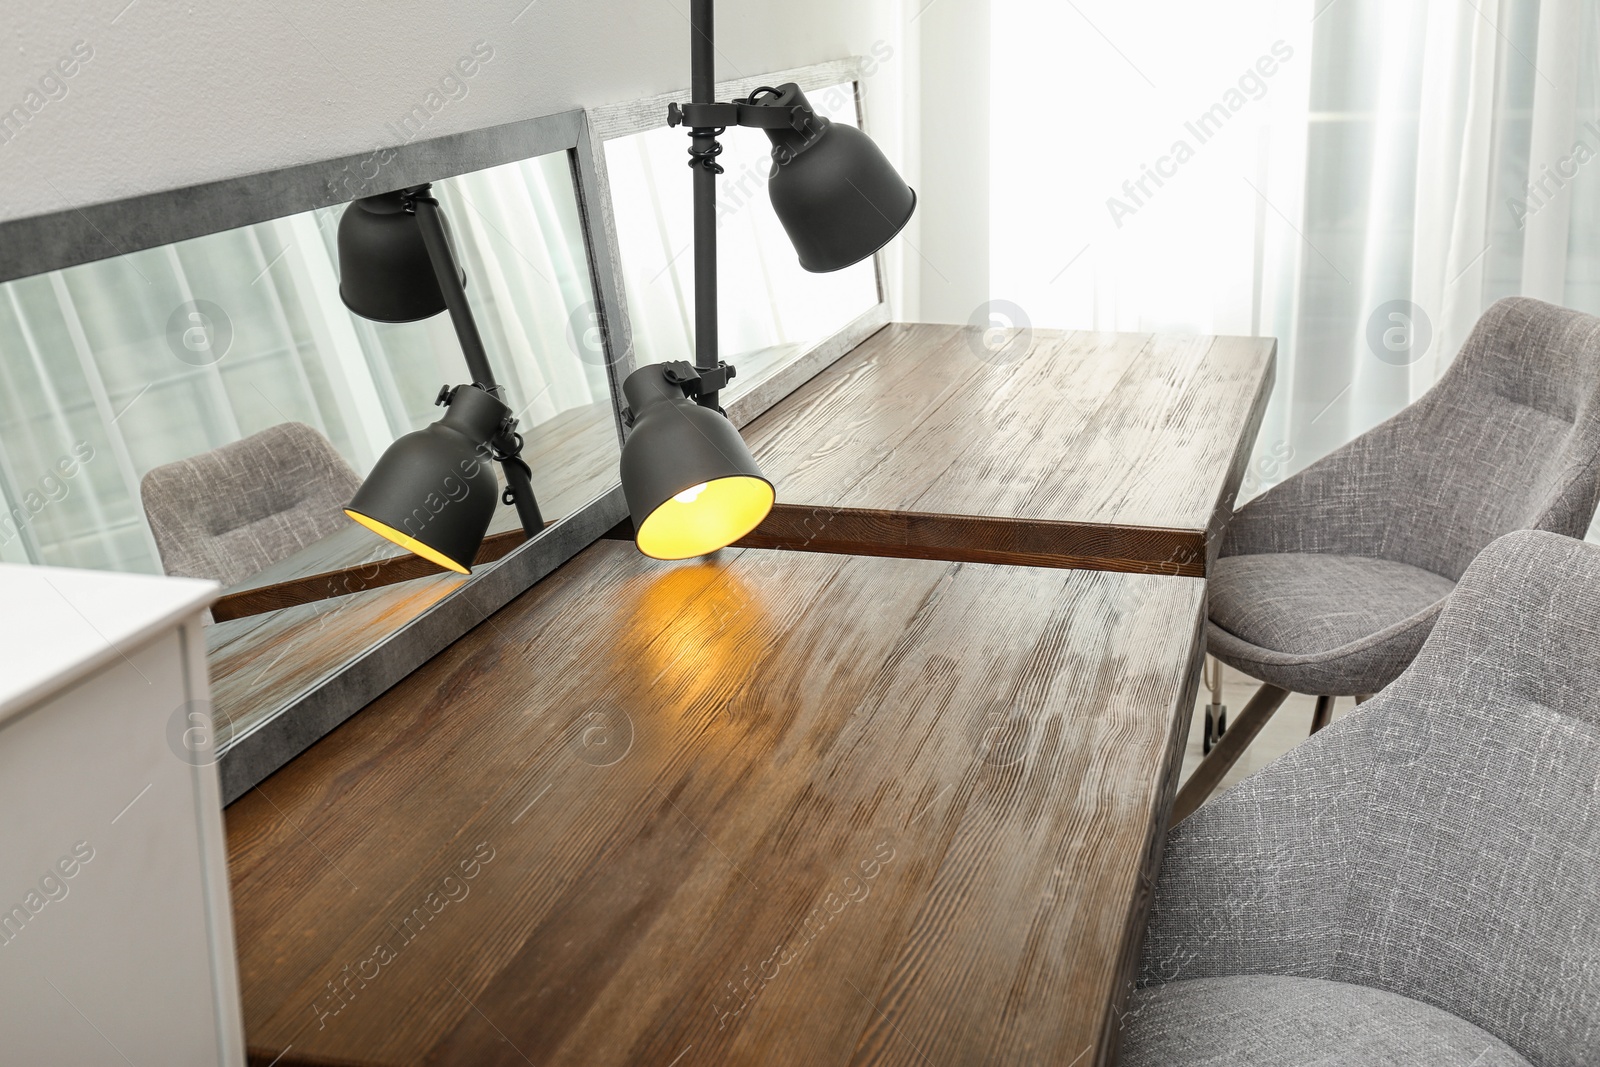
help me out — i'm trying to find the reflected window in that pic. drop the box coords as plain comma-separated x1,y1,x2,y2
604,81,880,402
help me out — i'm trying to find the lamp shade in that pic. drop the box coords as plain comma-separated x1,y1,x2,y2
344,384,508,573
752,83,917,273
336,189,466,323
620,366,775,560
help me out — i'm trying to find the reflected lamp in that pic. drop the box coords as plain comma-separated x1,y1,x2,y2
335,184,544,574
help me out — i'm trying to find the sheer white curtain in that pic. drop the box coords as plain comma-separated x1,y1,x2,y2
0,150,603,574
992,0,1600,529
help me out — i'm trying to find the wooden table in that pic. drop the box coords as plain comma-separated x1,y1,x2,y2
226,541,1206,1066
223,321,1272,1062
726,323,1275,577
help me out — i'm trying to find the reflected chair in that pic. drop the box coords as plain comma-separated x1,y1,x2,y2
141,422,362,586
1126,530,1600,1066
1183,298,1600,815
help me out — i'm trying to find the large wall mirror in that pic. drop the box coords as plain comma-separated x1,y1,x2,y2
0,152,611,575
0,110,629,801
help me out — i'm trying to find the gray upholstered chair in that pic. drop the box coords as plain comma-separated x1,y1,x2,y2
1125,530,1600,1066
1200,297,1600,765
140,422,362,586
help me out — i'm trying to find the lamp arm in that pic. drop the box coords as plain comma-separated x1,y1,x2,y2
410,193,499,393
411,192,545,539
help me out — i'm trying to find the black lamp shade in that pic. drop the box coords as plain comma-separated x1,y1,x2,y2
754,83,917,273
337,190,467,323
345,384,508,573
620,366,774,560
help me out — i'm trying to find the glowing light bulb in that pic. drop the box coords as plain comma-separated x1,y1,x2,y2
673,483,709,504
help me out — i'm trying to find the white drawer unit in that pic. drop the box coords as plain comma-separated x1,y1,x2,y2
0,563,243,1066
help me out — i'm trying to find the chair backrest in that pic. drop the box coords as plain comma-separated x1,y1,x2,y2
1225,298,1600,580
1404,298,1600,577
1330,530,1600,1063
140,422,363,586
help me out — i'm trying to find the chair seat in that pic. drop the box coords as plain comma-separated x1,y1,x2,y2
1122,975,1531,1067
1207,553,1455,695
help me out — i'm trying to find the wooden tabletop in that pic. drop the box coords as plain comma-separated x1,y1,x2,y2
226,540,1206,1066
728,323,1274,577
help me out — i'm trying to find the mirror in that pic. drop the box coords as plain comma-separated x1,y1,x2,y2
602,81,881,404
0,140,621,792
0,149,614,576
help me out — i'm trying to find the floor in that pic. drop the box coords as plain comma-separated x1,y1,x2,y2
1176,660,1355,801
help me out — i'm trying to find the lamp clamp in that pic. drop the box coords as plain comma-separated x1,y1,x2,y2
434,382,526,505
393,183,437,212
667,99,815,134
662,359,736,397
435,381,506,407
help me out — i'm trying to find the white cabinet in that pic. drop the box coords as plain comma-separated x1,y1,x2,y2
0,563,244,1066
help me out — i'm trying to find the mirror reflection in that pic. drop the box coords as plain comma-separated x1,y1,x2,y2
604,81,880,404
0,149,617,594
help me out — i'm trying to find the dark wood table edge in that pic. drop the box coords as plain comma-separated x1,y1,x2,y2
602,505,1209,578
1203,338,1278,571
246,1045,387,1067
216,503,1212,626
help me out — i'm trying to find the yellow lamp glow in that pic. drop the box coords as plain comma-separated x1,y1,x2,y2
634,475,775,561
345,509,472,574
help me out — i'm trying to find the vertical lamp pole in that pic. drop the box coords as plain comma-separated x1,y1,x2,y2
409,191,545,535
690,0,723,411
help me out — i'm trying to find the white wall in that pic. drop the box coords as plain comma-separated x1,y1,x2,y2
905,0,988,324
0,0,915,232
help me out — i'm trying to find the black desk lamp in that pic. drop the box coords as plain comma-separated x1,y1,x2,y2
618,0,917,560
336,185,544,574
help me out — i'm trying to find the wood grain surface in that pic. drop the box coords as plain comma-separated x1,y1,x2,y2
226,541,1206,1066
736,322,1274,575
